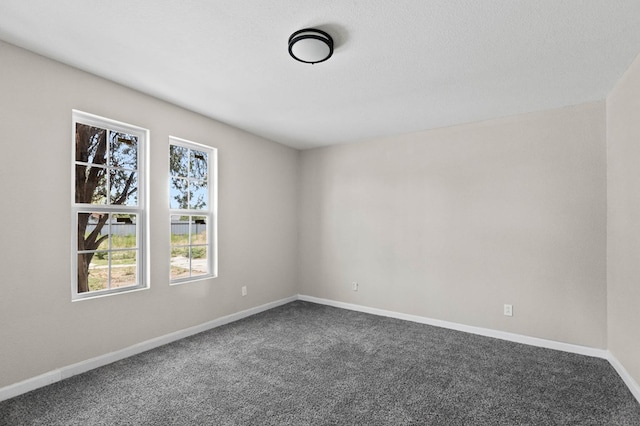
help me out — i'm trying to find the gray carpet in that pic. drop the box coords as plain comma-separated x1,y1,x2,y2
1,301,639,425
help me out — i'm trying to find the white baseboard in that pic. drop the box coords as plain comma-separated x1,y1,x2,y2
0,295,297,402
298,294,640,405
3,294,639,407
607,352,640,404
297,294,608,359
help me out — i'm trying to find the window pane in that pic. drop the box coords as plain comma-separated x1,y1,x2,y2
170,177,189,209
111,214,137,249
109,131,138,170
78,212,109,251
88,258,108,292
190,149,208,180
111,250,137,288
190,180,208,210
96,235,109,251
170,251,190,281
170,215,189,245
91,250,108,265
171,245,190,261
110,170,138,206
75,165,107,204
192,216,207,245
171,214,190,280
169,145,189,177
190,246,208,277
76,123,107,165
78,212,92,250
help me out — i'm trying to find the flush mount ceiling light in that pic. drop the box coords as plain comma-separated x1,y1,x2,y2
288,28,334,64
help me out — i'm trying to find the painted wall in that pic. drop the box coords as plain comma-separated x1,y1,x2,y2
299,102,607,348
0,41,299,388
607,53,640,387
2,35,635,394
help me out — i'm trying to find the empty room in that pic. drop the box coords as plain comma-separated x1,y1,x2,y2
1,1,640,424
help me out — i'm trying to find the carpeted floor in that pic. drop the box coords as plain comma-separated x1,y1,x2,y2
1,301,639,425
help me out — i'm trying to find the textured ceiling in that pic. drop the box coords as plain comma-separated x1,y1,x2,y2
1,1,640,149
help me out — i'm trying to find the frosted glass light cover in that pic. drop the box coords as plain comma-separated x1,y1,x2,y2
291,38,330,62
288,29,333,64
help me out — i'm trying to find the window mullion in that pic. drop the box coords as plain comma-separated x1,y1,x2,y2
73,110,147,299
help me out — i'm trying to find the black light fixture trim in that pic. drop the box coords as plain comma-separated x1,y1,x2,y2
288,28,334,64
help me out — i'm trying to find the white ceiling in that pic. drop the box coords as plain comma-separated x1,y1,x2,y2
1,1,639,150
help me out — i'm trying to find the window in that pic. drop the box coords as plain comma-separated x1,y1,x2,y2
169,137,217,283
72,110,147,299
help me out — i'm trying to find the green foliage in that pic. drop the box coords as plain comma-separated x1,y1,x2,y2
171,228,207,259
171,234,190,245
88,275,105,292
190,247,206,259
112,234,137,248
169,144,208,210
171,246,190,258
171,245,206,259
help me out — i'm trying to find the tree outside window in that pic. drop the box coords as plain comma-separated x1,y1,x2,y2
72,111,146,298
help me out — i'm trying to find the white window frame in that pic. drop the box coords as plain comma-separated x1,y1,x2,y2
71,110,149,300
169,136,218,284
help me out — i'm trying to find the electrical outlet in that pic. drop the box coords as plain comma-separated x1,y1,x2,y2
241,286,247,296
504,304,513,317
352,281,358,291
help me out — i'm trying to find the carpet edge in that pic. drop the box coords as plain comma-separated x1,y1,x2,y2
0,295,297,402
297,294,640,405
608,352,640,405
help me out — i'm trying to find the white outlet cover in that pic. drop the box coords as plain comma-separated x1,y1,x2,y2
504,304,513,317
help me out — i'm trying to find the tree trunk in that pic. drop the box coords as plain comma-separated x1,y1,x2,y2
77,253,91,293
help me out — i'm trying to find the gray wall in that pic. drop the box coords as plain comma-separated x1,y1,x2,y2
299,102,607,349
0,41,299,388
607,53,640,387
